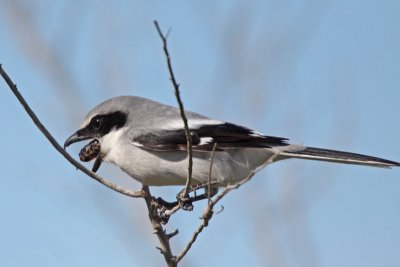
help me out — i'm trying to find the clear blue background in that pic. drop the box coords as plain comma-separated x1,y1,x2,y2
0,1,399,266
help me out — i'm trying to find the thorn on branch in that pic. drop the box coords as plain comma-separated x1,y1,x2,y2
166,229,179,240
156,246,167,256
215,205,224,214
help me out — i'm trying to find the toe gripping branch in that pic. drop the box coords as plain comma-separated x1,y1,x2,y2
151,181,219,224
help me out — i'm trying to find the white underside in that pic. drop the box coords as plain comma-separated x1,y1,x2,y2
105,145,281,186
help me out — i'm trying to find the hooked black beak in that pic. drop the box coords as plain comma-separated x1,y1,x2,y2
64,130,104,172
64,130,93,149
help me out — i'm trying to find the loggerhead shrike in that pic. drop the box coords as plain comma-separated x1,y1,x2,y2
64,96,399,187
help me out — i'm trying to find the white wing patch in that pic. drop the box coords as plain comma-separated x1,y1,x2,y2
132,141,144,147
250,130,265,137
199,137,213,145
160,119,223,130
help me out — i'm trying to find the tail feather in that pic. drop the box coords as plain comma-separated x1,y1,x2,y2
281,146,400,168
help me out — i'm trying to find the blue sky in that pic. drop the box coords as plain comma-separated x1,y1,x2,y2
0,1,399,267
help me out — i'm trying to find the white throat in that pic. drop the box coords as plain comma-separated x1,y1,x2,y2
100,127,127,162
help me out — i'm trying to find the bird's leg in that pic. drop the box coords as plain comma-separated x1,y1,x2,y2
155,197,178,209
178,180,219,204
153,196,188,224
176,181,220,210
151,197,176,224
177,192,193,211
183,186,218,203
152,181,220,224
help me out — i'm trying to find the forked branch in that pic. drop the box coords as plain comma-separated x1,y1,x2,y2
142,185,177,267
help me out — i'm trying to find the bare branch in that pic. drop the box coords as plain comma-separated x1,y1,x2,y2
0,64,145,198
153,21,194,201
175,219,207,263
142,185,177,267
176,151,282,263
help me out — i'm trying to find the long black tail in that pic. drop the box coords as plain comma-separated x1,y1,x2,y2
281,146,400,168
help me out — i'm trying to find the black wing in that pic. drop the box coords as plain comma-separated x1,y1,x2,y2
132,122,289,151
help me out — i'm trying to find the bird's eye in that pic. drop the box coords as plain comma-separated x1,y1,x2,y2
90,116,104,131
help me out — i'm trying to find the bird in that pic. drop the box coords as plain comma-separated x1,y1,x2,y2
64,96,399,188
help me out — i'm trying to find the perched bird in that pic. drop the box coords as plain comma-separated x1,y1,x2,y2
64,96,399,187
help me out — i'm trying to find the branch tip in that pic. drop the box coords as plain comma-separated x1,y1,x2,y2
166,28,172,39
0,65,144,198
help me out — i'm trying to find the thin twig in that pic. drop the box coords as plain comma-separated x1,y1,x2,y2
208,143,218,204
175,219,208,263
142,185,177,267
153,21,193,199
164,204,181,217
176,151,282,263
0,64,145,198
175,172,258,263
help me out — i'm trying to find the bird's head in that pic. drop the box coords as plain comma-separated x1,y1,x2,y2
64,96,130,172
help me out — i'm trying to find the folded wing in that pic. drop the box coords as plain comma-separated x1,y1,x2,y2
132,122,289,151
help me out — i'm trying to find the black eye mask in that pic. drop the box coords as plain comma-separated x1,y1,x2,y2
88,111,127,136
